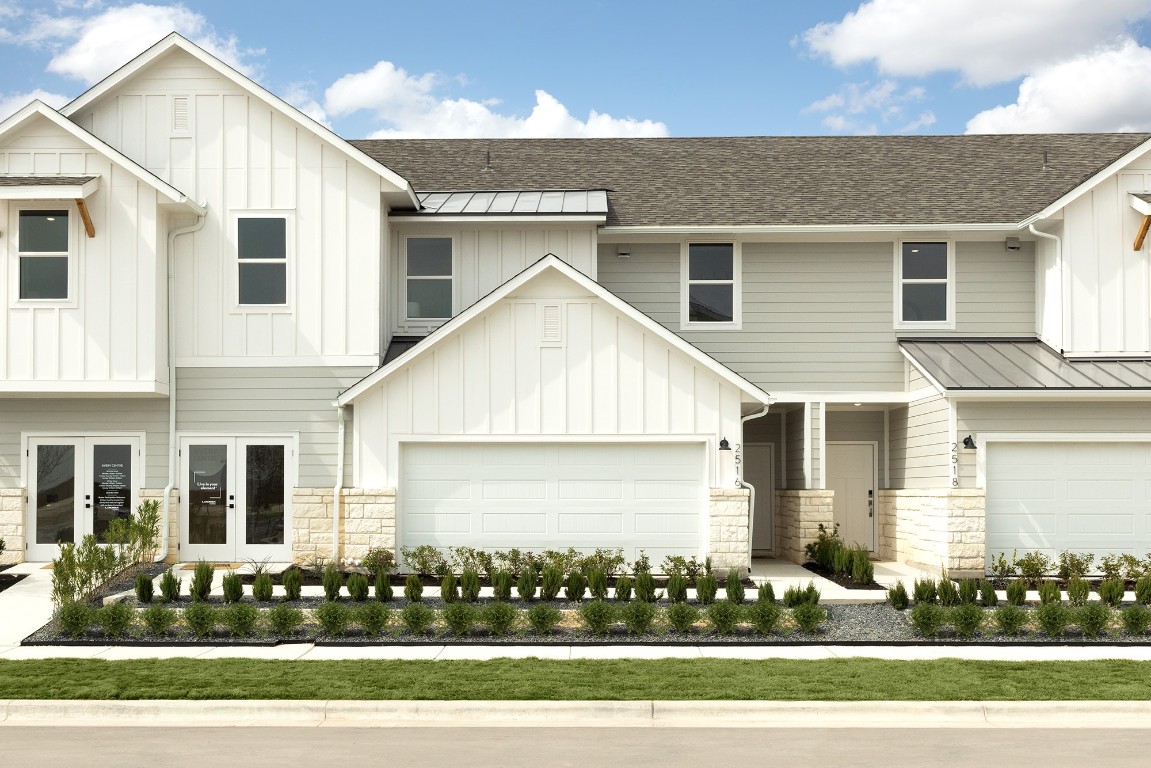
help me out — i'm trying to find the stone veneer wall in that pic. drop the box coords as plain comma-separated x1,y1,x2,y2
878,489,986,576
292,488,335,564
708,488,750,575
774,490,835,565
0,488,23,564
291,488,396,564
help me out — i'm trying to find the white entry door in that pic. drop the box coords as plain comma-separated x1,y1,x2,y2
180,437,294,562
26,436,142,561
827,442,877,551
743,443,774,553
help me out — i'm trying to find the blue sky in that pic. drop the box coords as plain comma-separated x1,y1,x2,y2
1,1,1150,137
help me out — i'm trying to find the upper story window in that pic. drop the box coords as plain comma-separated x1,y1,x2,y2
897,241,953,328
237,216,287,306
682,242,740,329
19,209,71,301
405,237,453,321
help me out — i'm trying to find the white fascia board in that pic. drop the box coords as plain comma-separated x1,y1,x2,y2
176,355,380,367
952,390,1151,400
61,34,419,210
389,214,607,224
896,346,949,396
338,254,773,406
0,380,168,395
0,177,100,200
600,223,1020,236
1131,194,1151,216
1018,137,1151,227
767,391,918,404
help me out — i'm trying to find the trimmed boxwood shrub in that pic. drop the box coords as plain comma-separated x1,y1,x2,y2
666,602,700,633
527,603,562,634
400,603,435,635
580,600,616,635
481,601,518,635
443,602,475,636
747,599,782,634
58,602,94,638
266,604,304,636
791,603,827,634
356,602,391,636
910,602,945,638
994,604,1027,636
221,603,258,637
950,604,984,639
142,604,177,636
1121,604,1151,635
1076,603,1111,638
315,601,351,636
706,600,741,634
97,602,136,638
183,603,216,638
1036,602,1070,637
620,600,656,635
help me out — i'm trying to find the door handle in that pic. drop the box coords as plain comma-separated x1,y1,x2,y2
228,494,235,509
85,494,91,510
867,489,874,518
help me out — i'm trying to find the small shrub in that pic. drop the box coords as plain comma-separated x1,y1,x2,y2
373,572,393,602
804,522,842,569
1099,554,1124,581
439,572,459,604
1099,578,1126,607
747,600,782,634
565,570,587,602
492,570,513,601
621,600,657,635
634,571,660,603
316,601,351,636
587,567,609,600
540,566,564,601
361,547,396,577
221,603,258,637
460,568,481,603
401,545,449,577
910,603,945,638
189,560,214,602
978,580,999,608
851,547,875,585
706,600,742,634
912,578,938,604
886,582,910,611
783,581,821,608
661,554,703,584
58,602,94,638
666,602,700,633
527,603,562,634
725,571,745,605
97,602,136,638
134,573,154,604
987,551,1018,586
282,569,303,601
517,569,538,602
356,602,390,636
252,573,274,602
631,550,652,576
142,604,176,636
1057,551,1095,581
1066,577,1090,607
958,578,978,605
580,600,617,635
481,601,518,635
443,602,475,636
1121,604,1151,635
1005,579,1028,606
757,582,775,604
695,574,718,605
404,573,424,603
994,604,1028,636
266,604,304,636
346,573,369,602
183,603,216,637
1015,551,1052,586
950,604,985,639
665,573,688,603
1076,603,1111,638
159,569,181,602
1121,553,1147,581
791,603,828,634
1136,575,1151,606
222,572,244,604
1037,580,1061,605
1036,602,1070,637
937,578,960,607
322,563,343,601
613,575,633,602
833,546,853,576
450,546,494,577
401,603,435,635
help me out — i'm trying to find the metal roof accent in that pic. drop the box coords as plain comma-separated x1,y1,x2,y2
900,339,1151,390
0,175,97,186
414,189,608,216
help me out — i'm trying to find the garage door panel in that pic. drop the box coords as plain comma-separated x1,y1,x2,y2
987,512,1057,536
635,480,699,500
481,480,546,500
634,513,698,534
482,445,546,466
482,512,547,534
558,480,623,499
406,479,471,500
1067,514,1134,535
987,479,1055,500
558,512,623,534
1066,480,1132,500
558,445,625,465
405,444,478,466
405,513,471,534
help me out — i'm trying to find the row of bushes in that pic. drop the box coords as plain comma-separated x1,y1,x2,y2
887,574,1149,610
389,546,724,581
990,549,1151,585
909,602,1151,639
803,523,875,585
58,598,828,640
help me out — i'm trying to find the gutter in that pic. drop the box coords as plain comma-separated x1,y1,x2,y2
1028,218,1064,350
332,402,346,561
159,210,206,561
737,404,772,574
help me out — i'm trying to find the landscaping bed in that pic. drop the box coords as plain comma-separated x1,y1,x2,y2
0,564,25,595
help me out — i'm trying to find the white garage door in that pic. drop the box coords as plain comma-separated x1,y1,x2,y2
986,441,1151,561
400,442,706,562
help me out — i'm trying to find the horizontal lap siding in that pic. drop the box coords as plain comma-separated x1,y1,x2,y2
953,242,1035,336
785,406,806,489
889,371,950,488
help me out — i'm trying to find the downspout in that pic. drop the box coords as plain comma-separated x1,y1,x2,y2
1029,219,1063,350
332,402,346,561
160,211,206,561
737,404,772,574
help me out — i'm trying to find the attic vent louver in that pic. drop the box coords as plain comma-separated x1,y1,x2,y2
542,304,561,342
172,96,189,131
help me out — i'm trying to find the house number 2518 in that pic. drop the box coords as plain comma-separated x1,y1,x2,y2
950,442,959,487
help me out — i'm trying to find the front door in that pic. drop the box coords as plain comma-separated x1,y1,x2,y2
827,442,876,551
26,436,142,560
179,437,293,562
743,443,774,554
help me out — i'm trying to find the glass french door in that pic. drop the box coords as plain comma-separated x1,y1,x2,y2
179,437,293,562
26,436,141,561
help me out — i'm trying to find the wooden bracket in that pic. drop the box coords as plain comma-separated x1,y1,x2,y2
1136,214,1151,251
75,198,95,238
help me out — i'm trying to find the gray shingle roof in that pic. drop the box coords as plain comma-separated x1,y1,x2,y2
0,175,96,186
351,134,1151,227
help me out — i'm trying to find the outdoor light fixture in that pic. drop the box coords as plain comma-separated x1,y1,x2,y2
616,245,631,258
719,438,731,450
962,435,977,450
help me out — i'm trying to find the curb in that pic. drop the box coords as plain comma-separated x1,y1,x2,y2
2,699,1151,728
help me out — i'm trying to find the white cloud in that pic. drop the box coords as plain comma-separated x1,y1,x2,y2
804,0,1151,85
966,38,1151,133
0,88,69,121
282,83,330,128
325,59,668,139
804,80,929,134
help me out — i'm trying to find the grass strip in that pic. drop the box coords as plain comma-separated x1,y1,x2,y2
1,658,1151,700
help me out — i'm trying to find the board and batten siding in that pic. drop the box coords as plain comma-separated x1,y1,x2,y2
0,117,165,390
75,48,384,364
177,367,368,488
352,271,743,489
888,369,950,488
596,241,1035,394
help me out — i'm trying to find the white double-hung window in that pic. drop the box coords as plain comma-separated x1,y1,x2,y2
682,242,740,329
18,208,72,301
896,241,953,328
405,236,453,321
236,215,288,307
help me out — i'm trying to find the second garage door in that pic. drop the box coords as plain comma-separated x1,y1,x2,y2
986,441,1151,562
399,442,706,562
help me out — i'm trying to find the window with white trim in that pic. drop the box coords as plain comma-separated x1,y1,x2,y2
683,242,739,327
405,236,453,320
237,216,287,306
18,209,71,300
897,241,952,327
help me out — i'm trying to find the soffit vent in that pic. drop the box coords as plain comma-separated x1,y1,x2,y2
542,304,562,342
172,96,189,132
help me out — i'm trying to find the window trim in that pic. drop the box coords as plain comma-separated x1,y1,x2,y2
894,240,955,331
402,234,456,327
10,203,79,309
680,240,741,330
231,211,293,313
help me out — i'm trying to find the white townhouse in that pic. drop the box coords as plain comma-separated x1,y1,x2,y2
3,35,1151,575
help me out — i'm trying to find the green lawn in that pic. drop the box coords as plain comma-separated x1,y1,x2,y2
0,658,1149,700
